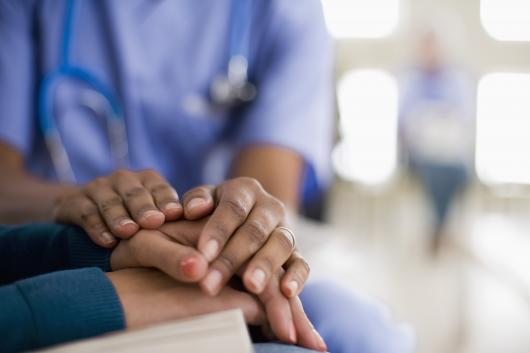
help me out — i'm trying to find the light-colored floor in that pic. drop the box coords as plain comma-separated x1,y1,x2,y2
297,177,530,353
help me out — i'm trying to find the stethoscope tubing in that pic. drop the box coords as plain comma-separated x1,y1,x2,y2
38,0,253,182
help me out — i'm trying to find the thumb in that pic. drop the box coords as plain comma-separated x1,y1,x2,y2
130,230,209,282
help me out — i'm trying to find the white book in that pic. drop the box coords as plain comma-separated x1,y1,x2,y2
36,309,254,353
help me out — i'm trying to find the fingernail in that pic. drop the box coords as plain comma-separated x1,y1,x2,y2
250,268,266,292
164,202,181,211
187,198,206,211
314,329,327,352
202,269,222,295
119,218,136,227
101,232,115,245
289,322,297,343
286,280,298,297
142,209,164,220
180,256,198,279
201,239,219,262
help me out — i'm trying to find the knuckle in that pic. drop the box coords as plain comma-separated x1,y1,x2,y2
244,176,260,187
85,177,107,192
141,168,159,179
239,177,261,190
269,198,286,216
90,222,107,233
243,220,269,247
81,207,99,224
123,186,148,202
112,169,130,179
98,196,123,212
150,184,174,196
81,208,106,232
223,198,248,222
215,252,237,273
212,221,232,240
93,176,107,185
79,202,99,221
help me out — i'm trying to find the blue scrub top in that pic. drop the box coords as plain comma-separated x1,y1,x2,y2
0,0,334,195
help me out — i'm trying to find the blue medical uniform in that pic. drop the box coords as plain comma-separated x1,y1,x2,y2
0,0,334,195
0,2,414,352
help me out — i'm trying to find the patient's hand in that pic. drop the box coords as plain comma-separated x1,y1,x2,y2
107,268,265,329
110,221,210,282
110,222,327,351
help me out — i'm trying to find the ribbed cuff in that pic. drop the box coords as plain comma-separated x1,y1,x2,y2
0,284,36,352
16,268,125,350
65,226,113,271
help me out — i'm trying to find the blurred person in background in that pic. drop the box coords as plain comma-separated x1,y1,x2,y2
399,21,476,254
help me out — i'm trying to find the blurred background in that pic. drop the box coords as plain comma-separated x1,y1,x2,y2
300,0,530,352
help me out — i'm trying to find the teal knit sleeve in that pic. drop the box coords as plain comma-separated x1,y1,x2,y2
0,224,112,285
0,267,125,353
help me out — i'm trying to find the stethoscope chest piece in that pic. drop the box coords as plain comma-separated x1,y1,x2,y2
209,75,257,107
209,55,257,107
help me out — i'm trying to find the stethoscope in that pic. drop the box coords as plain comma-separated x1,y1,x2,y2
38,0,256,182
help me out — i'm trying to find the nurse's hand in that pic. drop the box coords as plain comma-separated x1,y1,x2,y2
181,178,309,299
53,169,182,247
110,223,326,351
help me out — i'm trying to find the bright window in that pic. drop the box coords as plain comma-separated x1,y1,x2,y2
333,70,398,185
476,73,530,185
481,0,530,41
321,0,400,39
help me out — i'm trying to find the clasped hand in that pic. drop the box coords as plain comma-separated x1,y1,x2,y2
53,171,326,352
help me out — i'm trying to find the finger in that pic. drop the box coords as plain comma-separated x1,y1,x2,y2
56,195,117,247
182,185,215,220
85,180,139,238
200,209,279,296
219,287,267,326
113,170,165,229
158,219,206,247
198,190,255,261
242,226,296,295
281,251,310,298
290,296,328,352
130,230,209,282
141,171,182,221
257,272,297,345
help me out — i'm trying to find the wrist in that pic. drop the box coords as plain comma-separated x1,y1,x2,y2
106,269,170,330
49,185,82,222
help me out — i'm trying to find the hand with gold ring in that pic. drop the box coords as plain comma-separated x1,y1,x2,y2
179,177,311,300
